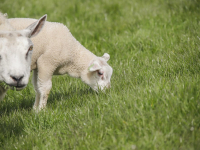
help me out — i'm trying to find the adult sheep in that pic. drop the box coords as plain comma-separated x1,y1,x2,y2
0,13,46,100
9,17,113,111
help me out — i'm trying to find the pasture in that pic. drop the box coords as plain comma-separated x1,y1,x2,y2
0,0,200,149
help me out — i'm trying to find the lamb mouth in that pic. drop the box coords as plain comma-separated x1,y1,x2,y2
8,84,26,90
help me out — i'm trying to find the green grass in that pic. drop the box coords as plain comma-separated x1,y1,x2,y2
0,0,200,149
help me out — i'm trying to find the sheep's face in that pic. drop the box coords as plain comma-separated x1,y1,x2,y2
0,15,46,90
87,53,113,92
0,34,33,90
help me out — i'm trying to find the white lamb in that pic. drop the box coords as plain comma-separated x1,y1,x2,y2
0,13,46,100
9,17,113,111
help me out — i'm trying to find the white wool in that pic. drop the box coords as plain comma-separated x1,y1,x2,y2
9,18,113,111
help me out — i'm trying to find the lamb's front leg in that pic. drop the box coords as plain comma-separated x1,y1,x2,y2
37,76,52,110
33,56,54,111
32,69,40,109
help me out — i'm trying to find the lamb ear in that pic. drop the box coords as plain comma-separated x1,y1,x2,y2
88,61,102,72
102,53,110,61
25,14,47,38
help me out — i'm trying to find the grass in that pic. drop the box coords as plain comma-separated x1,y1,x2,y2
0,0,200,149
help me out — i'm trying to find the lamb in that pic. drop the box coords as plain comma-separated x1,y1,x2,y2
0,13,46,100
8,17,113,111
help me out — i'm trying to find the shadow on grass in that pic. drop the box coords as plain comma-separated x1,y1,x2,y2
0,86,95,116
47,87,95,107
0,96,34,117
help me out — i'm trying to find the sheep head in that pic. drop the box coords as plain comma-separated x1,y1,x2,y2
0,15,46,90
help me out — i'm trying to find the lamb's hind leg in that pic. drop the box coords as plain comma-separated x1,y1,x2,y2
34,56,54,111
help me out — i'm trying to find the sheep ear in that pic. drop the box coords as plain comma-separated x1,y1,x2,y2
25,14,47,38
88,61,102,72
102,53,110,61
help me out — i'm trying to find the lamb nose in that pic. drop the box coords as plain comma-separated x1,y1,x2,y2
10,75,24,82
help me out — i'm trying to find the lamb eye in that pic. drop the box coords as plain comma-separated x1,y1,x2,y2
28,46,33,51
98,71,103,76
